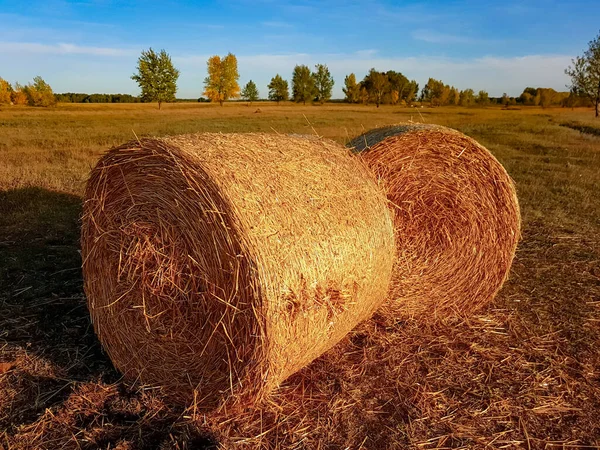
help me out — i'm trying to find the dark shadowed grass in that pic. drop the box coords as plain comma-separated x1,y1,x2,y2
1,103,599,449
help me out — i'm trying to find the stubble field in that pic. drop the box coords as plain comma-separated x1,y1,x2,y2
1,102,599,449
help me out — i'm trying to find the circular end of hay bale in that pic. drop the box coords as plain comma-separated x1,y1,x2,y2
349,124,521,319
81,140,263,407
82,134,395,408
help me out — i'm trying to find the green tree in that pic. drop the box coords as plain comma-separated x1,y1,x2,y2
241,80,259,105
459,89,475,106
566,30,600,117
203,53,240,106
362,69,388,107
268,74,289,104
131,48,179,109
23,76,56,107
343,73,360,103
405,80,419,105
501,92,510,106
420,78,457,106
386,70,418,104
0,78,12,104
292,65,316,104
312,64,334,103
476,90,490,106
360,86,369,104
448,87,460,105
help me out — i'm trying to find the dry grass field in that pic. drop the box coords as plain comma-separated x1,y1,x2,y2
1,102,600,449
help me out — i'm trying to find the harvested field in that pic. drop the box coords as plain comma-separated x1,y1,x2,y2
1,104,599,449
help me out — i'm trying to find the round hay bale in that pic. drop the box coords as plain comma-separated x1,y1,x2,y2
81,133,394,409
348,124,520,319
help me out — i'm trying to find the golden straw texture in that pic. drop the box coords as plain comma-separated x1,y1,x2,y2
81,133,395,409
348,124,520,319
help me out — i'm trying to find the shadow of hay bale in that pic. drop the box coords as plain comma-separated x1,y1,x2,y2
0,187,117,427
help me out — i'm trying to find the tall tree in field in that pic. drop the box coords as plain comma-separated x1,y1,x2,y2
386,70,411,104
203,53,240,106
360,86,369,104
292,65,316,104
448,87,460,105
405,80,419,105
538,88,557,108
312,64,334,103
420,78,455,106
476,90,490,105
11,82,27,105
131,48,179,109
565,30,600,117
362,69,388,107
343,73,360,103
241,80,259,105
23,76,56,107
268,74,289,104
0,78,11,104
459,88,475,106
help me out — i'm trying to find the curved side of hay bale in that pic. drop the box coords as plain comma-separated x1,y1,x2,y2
348,124,520,319
81,133,395,408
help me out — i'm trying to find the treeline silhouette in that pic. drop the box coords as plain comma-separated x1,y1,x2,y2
54,93,141,103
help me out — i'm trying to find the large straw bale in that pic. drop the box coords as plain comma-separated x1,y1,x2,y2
349,124,520,319
81,133,394,408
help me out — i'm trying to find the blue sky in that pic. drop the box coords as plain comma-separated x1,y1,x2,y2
0,0,598,98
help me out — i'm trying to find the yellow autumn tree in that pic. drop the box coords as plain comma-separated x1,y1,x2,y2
11,82,27,105
0,78,12,104
203,53,240,106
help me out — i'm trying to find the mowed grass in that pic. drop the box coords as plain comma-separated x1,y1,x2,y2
1,102,600,449
1,102,599,229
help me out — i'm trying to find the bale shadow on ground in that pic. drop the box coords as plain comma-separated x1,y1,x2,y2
0,188,115,422
0,187,219,449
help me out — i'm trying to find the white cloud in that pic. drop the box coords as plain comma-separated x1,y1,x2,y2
0,41,135,56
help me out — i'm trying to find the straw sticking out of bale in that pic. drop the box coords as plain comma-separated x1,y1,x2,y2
81,133,395,409
348,124,520,319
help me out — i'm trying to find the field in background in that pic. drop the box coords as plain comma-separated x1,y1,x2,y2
1,103,600,449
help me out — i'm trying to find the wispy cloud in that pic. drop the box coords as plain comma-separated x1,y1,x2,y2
0,41,135,56
374,3,448,24
411,29,472,44
354,49,379,58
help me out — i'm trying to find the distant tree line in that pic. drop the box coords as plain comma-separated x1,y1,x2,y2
264,64,335,105
3,28,599,116
0,76,56,107
54,93,141,103
343,69,419,107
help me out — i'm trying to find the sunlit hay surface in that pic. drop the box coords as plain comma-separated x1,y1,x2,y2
80,133,395,410
348,124,521,319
